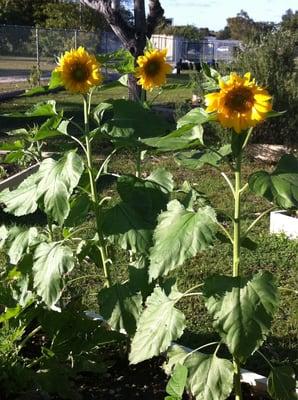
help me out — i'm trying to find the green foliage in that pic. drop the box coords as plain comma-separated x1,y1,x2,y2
268,366,298,400
0,61,297,399
165,345,234,400
93,99,171,148
165,364,188,400
185,353,234,400
176,145,231,170
0,151,84,224
33,242,75,309
155,23,209,41
149,200,217,280
204,271,279,362
249,154,298,209
103,171,173,254
129,285,186,364
98,283,142,335
226,10,275,42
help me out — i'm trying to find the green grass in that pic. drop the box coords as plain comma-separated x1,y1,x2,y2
0,74,192,133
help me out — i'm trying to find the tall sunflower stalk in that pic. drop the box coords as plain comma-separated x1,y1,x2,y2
205,72,272,400
55,47,112,287
134,46,172,176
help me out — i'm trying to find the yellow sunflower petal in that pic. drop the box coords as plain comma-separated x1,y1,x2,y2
135,48,172,91
55,47,102,94
204,71,272,134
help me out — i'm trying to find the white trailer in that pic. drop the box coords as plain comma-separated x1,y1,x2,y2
151,34,184,65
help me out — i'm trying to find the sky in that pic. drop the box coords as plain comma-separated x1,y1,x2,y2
159,0,297,31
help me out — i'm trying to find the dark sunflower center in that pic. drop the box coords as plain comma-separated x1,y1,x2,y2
144,60,161,77
225,88,254,112
72,63,89,82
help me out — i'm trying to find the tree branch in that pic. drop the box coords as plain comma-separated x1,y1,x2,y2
81,0,134,46
146,0,164,37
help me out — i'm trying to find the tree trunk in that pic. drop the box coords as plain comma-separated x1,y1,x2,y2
128,0,147,100
81,0,164,101
128,74,142,100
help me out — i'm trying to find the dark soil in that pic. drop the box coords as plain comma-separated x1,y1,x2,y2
75,355,271,400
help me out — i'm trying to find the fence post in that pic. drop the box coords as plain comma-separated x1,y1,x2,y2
74,29,77,49
35,27,41,85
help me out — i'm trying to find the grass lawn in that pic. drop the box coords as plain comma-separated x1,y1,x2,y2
0,74,192,133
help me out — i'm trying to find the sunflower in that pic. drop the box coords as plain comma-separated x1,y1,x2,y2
55,47,102,94
135,48,172,91
205,72,272,133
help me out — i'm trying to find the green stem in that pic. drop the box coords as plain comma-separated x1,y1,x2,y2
221,172,235,197
18,325,42,351
136,147,141,178
183,292,203,298
256,350,274,369
216,220,233,244
83,95,112,288
233,153,243,400
233,155,241,277
244,206,276,236
234,359,243,400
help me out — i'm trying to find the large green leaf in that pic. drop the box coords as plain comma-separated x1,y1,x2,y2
37,152,84,223
5,226,38,264
2,100,57,118
0,172,41,216
64,192,91,227
48,70,64,90
249,154,298,209
149,200,217,280
33,242,75,309
146,168,174,193
33,114,64,141
185,353,234,400
166,364,188,400
103,202,153,254
177,107,214,128
0,140,24,151
268,366,297,400
0,152,84,224
94,99,170,147
39,310,123,357
129,286,186,364
103,173,171,254
142,124,203,152
166,344,233,400
98,283,142,336
204,271,279,362
117,174,169,221
176,145,232,170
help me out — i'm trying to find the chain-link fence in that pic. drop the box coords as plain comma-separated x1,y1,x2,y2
0,25,240,85
0,25,121,82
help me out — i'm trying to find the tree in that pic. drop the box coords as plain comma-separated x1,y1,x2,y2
281,8,298,32
35,1,110,31
216,26,231,40
0,0,46,26
81,0,165,100
227,10,275,42
155,24,209,41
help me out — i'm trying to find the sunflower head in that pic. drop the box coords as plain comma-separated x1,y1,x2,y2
135,48,172,91
55,47,102,94
205,72,272,133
